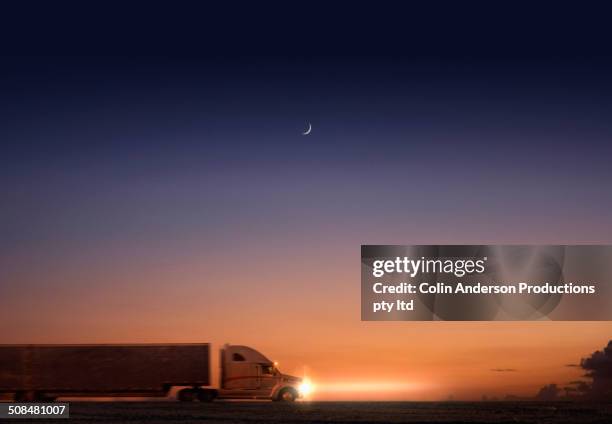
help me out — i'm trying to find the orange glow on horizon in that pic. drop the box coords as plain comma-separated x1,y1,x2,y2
2,248,610,401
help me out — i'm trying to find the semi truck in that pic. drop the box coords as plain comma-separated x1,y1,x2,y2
0,343,307,402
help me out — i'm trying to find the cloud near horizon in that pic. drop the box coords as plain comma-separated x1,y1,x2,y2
580,340,612,399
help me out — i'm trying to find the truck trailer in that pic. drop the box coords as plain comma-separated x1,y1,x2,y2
0,343,305,402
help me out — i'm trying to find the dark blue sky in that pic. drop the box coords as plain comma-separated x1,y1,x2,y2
2,53,612,279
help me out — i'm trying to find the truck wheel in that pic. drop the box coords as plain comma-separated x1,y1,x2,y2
276,388,297,402
196,389,216,402
177,388,197,402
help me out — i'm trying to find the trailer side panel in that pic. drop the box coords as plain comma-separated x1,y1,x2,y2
0,344,209,394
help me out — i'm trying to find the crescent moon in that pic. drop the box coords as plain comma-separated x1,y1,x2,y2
302,122,312,135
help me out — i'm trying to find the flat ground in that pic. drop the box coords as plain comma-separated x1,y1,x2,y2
25,401,612,424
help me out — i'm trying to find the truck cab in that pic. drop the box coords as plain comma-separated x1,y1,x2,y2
217,344,302,401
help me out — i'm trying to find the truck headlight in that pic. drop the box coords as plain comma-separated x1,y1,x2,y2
298,379,313,397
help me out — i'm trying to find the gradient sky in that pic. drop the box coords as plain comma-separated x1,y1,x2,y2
2,6,612,400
